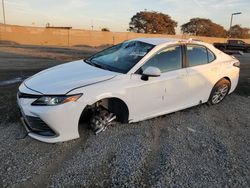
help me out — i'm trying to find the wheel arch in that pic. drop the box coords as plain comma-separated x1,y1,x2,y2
222,76,231,84
208,77,231,104
79,96,130,125
212,77,231,92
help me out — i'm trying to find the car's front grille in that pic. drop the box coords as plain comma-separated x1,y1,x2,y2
18,92,41,99
23,115,56,136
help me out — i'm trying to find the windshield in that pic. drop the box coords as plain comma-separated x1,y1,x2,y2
85,41,155,73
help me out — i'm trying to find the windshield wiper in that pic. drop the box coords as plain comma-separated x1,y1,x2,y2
84,59,92,65
92,62,106,69
84,59,108,70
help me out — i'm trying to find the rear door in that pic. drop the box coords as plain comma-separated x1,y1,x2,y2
185,44,219,105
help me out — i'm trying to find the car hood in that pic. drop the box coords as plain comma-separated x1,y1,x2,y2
24,60,118,94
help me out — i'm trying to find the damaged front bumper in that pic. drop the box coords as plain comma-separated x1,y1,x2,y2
16,86,84,143
19,107,56,136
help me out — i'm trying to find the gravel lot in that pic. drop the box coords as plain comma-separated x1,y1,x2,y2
0,43,249,187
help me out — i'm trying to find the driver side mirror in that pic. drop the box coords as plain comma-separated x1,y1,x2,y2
141,66,161,81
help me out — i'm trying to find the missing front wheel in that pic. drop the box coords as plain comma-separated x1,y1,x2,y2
90,106,116,134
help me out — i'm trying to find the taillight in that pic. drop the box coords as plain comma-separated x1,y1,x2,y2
233,61,240,68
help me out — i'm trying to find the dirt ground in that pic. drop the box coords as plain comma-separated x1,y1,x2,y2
0,43,249,187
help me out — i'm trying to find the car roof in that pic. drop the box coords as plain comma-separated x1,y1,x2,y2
129,37,219,53
132,37,182,45
131,37,212,47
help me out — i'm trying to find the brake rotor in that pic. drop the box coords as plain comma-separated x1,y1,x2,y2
90,106,116,134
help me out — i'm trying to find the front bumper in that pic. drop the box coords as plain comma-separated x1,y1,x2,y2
17,86,85,143
19,108,56,136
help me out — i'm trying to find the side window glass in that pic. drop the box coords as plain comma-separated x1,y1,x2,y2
187,45,208,66
140,46,182,73
207,49,215,62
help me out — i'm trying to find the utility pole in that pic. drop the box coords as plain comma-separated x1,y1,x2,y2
229,12,242,37
91,20,94,31
2,0,6,25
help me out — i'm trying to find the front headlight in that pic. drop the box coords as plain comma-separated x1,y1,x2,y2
31,94,82,106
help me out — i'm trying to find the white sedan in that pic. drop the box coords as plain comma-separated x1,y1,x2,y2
17,38,240,143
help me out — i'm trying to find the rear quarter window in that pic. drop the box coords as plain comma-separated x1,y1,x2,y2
207,49,215,62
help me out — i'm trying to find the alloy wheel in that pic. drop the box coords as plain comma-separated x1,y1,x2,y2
211,84,229,104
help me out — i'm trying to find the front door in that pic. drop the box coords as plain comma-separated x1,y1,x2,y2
128,45,189,121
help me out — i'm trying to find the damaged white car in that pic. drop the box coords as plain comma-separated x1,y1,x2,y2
17,38,240,143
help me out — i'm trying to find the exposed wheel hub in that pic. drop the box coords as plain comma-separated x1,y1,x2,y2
90,106,116,134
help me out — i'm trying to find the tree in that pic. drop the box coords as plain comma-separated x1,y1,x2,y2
229,25,250,39
181,18,227,37
101,27,110,32
129,11,177,34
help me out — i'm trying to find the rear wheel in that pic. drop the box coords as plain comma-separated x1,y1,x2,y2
208,79,230,105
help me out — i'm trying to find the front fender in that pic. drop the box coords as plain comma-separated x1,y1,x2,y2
86,92,128,105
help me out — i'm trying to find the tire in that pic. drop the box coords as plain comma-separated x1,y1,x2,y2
208,79,230,105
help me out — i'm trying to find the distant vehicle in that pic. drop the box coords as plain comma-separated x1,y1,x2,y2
214,39,250,53
17,38,240,143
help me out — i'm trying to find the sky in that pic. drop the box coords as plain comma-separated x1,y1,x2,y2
0,0,249,33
